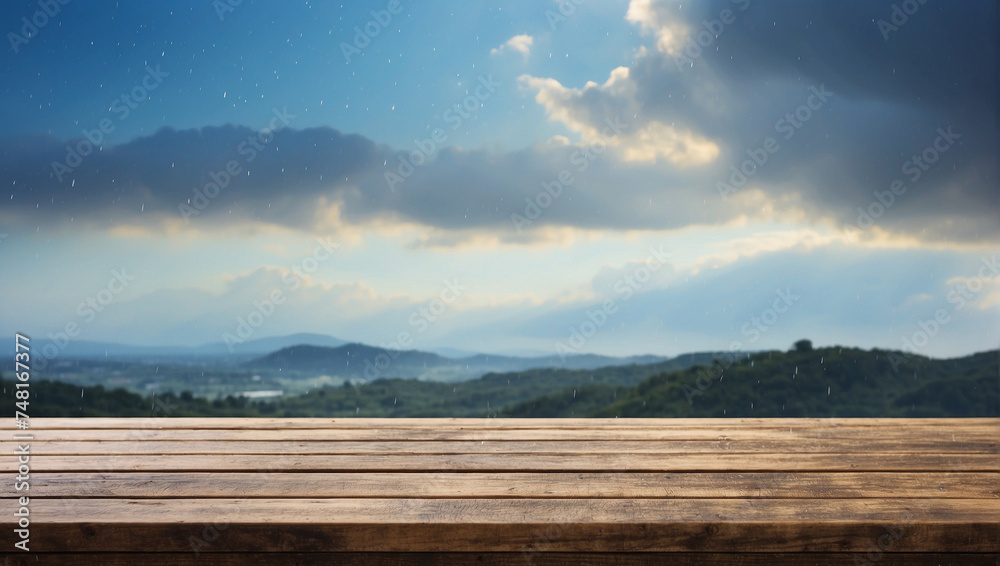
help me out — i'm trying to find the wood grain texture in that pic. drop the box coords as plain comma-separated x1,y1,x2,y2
22,426,999,442
25,452,1000,472
9,438,996,455
8,471,998,499
3,418,997,559
14,498,1000,552
1,554,997,565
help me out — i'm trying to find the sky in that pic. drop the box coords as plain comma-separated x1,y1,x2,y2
0,0,997,359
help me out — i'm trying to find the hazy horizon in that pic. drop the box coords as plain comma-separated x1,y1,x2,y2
33,332,998,363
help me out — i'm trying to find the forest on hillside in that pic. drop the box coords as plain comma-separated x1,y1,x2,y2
3,345,996,418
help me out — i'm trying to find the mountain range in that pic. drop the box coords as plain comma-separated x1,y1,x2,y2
33,333,671,383
49,333,349,359
8,346,996,418
246,342,668,382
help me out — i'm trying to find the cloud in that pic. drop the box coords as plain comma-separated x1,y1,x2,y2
518,68,720,165
625,0,689,54
0,125,739,240
0,125,386,232
507,243,999,357
0,0,995,247
520,0,998,242
67,265,449,346
491,34,534,57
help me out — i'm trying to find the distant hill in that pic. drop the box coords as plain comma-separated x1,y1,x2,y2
46,333,348,359
1,350,715,417
505,347,999,418
245,342,671,382
23,332,671,383
6,345,994,419
217,333,348,355
247,343,449,376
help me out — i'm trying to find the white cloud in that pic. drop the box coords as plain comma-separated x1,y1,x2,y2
519,67,719,166
491,34,534,57
620,121,720,165
626,0,688,54
688,229,840,274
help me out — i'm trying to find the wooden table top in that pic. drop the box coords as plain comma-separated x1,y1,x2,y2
3,418,998,565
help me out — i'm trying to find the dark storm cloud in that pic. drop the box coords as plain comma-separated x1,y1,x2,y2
624,0,998,240
0,123,735,235
0,124,385,227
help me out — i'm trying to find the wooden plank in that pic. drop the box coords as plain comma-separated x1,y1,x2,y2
10,438,996,455
8,418,996,558
25,417,1000,429
8,471,997,499
26,452,999,472
10,498,997,552
18,427,1000,442
0,553,996,565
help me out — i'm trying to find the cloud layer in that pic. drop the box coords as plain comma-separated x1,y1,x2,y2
1,0,995,248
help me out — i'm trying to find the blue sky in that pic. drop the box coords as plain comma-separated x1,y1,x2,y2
1,0,997,359
0,1,636,148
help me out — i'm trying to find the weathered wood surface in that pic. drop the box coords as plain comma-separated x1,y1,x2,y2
11,471,999,499
1,553,997,565
3,418,998,563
